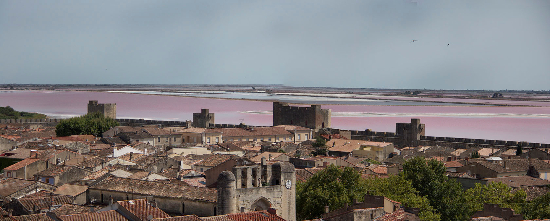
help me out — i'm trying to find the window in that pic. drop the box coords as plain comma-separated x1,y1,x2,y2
6,172,11,178
305,134,308,140
158,137,161,142
298,134,301,140
207,137,210,143
268,138,272,141
174,137,177,142
215,137,219,143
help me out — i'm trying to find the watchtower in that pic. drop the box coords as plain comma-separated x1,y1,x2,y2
87,100,116,119
217,161,296,221
396,118,425,147
193,109,215,128
273,102,331,129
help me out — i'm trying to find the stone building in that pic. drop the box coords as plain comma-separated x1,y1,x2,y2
273,102,331,130
217,161,296,221
87,100,116,119
396,118,425,147
193,109,215,128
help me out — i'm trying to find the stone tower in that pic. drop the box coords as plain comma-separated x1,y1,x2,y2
217,161,296,221
273,102,331,129
396,118,425,147
87,100,116,119
193,109,215,128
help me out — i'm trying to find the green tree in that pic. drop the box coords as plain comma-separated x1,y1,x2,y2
464,182,526,216
55,112,119,137
364,175,440,220
0,106,46,119
402,157,469,221
312,136,327,148
296,165,366,220
522,192,550,219
311,136,329,156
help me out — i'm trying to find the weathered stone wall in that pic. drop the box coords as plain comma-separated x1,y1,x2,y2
217,162,296,221
87,189,216,216
273,102,331,129
56,167,90,186
87,100,116,119
193,109,215,128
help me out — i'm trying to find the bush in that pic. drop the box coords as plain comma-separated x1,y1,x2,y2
55,112,119,137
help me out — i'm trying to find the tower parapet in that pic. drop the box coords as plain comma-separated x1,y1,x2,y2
87,100,116,119
273,102,330,129
193,109,215,128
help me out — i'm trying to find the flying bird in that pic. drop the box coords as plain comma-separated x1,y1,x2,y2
411,40,418,43
447,44,450,46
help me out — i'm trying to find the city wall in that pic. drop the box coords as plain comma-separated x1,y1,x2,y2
346,129,550,149
3,118,549,149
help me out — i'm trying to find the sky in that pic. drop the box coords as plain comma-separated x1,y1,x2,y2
1,0,549,90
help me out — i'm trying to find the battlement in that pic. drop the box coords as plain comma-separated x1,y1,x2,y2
87,100,116,119
193,109,215,128
273,102,331,129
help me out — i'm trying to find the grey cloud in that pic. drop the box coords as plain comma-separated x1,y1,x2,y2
0,0,548,90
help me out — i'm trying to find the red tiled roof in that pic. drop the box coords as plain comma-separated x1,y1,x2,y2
444,161,463,168
117,199,170,221
53,204,102,216
209,127,291,137
486,176,550,188
181,177,206,187
194,154,233,167
58,210,128,221
152,215,203,221
18,195,74,212
3,213,56,221
328,139,391,153
54,184,88,197
91,176,217,202
3,158,40,171
201,210,285,221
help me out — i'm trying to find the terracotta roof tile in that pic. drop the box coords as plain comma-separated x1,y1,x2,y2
117,199,170,220
18,195,74,212
201,210,285,221
328,139,391,153
0,178,37,197
444,161,463,168
473,159,550,173
152,215,203,221
181,177,206,187
54,184,88,197
3,158,41,171
91,176,217,202
208,127,292,137
194,154,233,167
2,213,56,221
52,204,102,216
58,210,128,221
486,176,550,188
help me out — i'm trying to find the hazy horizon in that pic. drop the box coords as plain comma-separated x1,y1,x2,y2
1,1,549,90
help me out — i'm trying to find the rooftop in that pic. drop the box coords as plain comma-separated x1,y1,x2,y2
90,176,217,202
3,158,41,171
